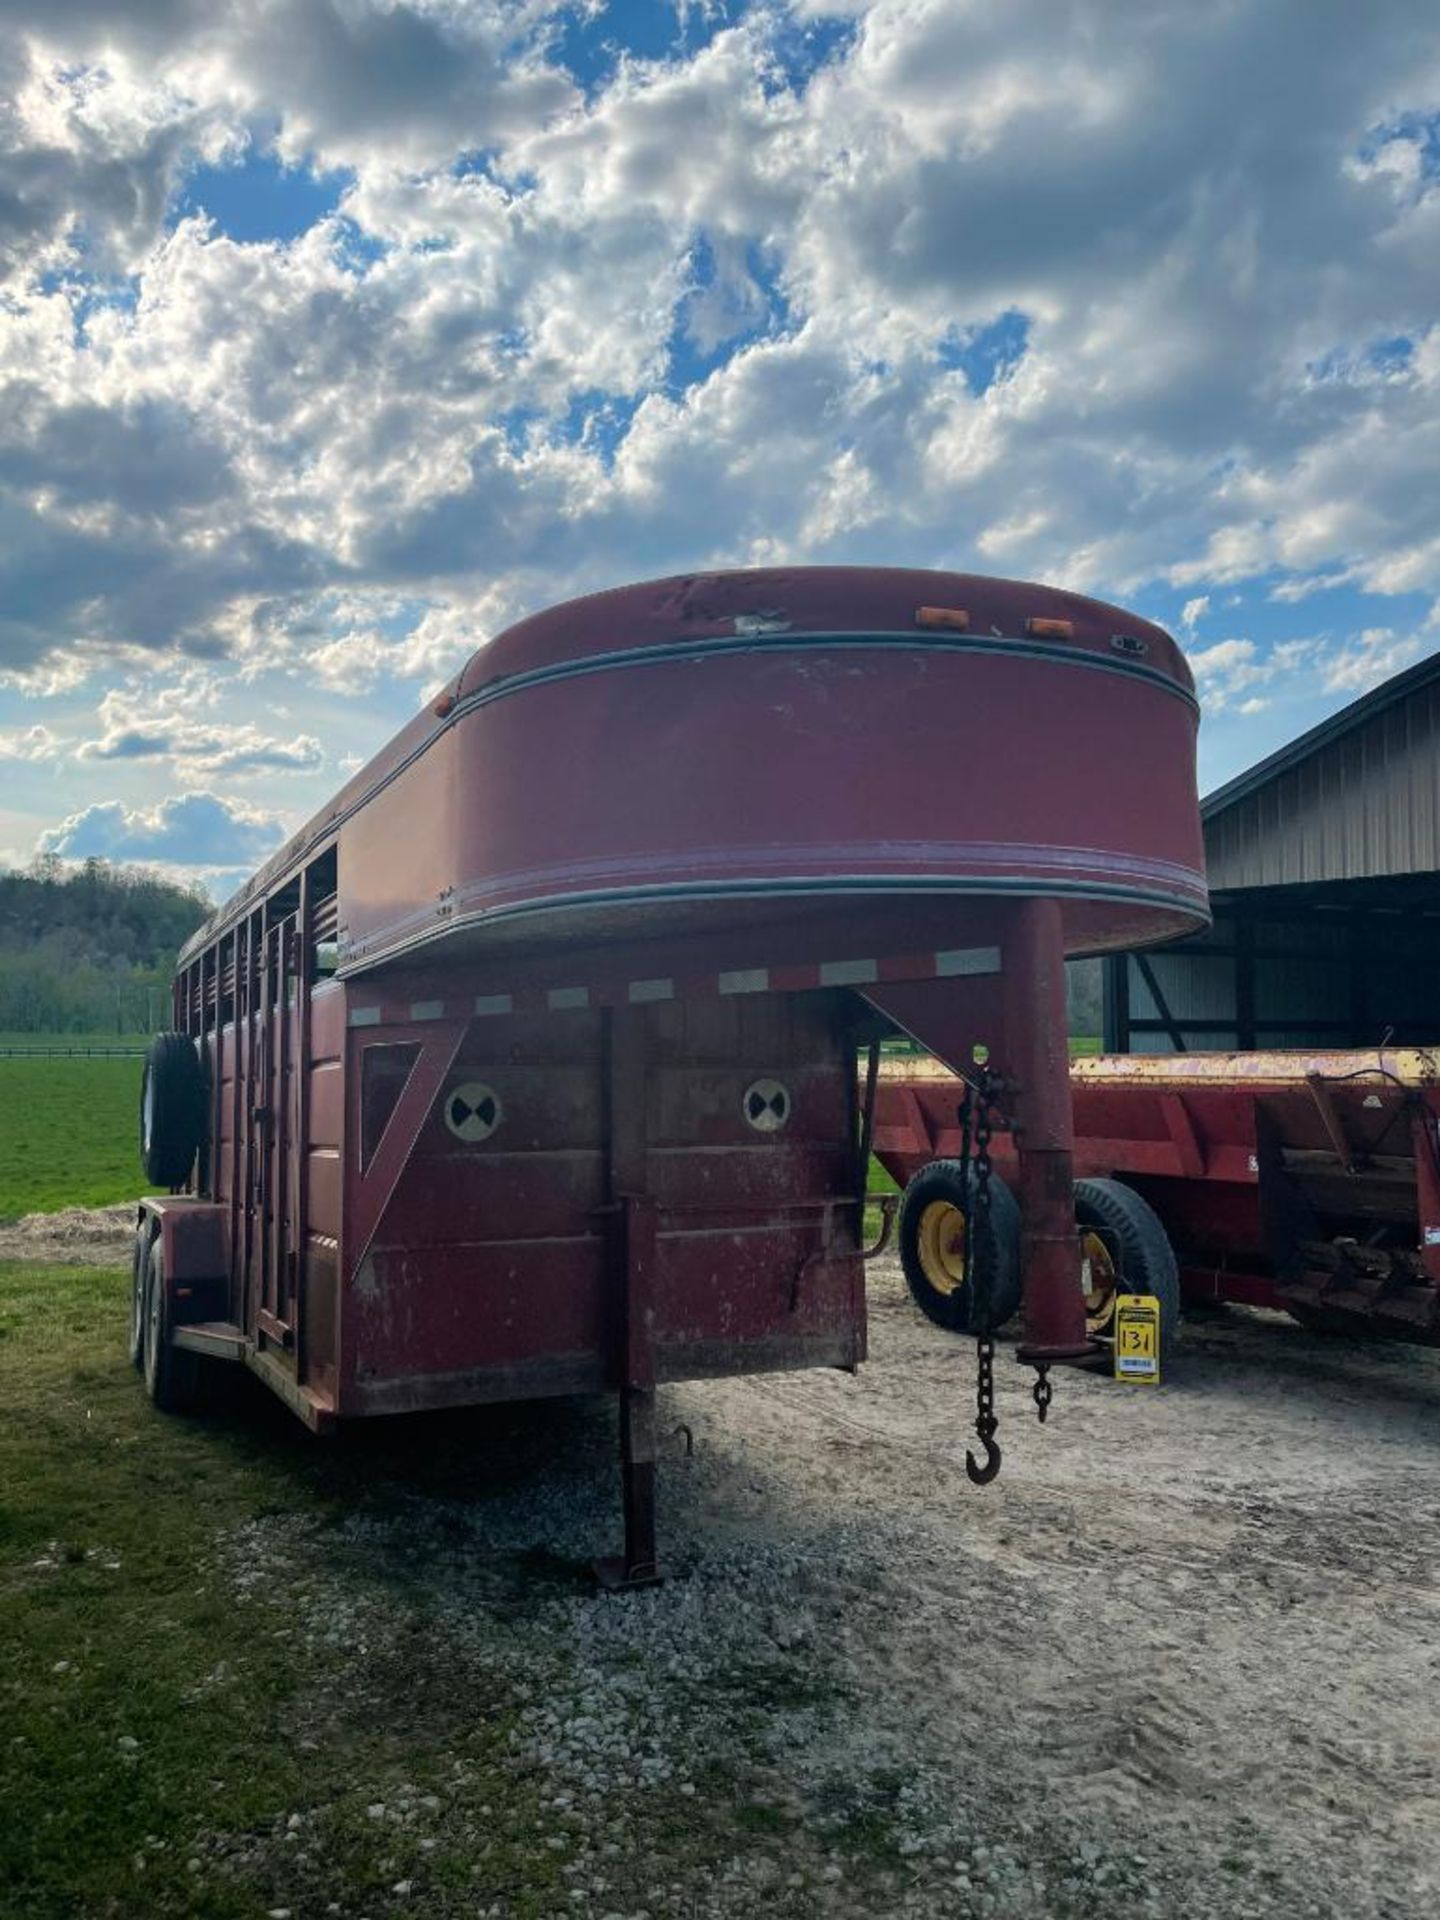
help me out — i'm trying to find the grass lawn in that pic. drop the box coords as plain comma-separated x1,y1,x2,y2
0,1260,575,1920
0,1055,145,1220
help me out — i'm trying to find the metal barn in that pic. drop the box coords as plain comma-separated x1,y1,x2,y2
1104,654,1440,1053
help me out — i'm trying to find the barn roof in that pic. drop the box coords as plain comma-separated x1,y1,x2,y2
1201,649,1440,892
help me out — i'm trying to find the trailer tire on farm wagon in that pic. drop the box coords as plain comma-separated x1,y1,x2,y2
1072,1178,1181,1361
872,1070,1185,1363
134,566,1207,1580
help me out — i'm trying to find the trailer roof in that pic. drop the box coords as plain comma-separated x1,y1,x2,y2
180,567,1190,965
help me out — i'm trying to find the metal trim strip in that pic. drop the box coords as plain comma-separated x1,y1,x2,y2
180,627,1195,967
456,628,1198,719
340,871,1209,978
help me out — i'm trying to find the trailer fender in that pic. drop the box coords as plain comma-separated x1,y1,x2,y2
135,1198,231,1328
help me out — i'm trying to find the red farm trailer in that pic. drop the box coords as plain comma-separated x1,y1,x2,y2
873,1047,1440,1354
130,566,1206,1582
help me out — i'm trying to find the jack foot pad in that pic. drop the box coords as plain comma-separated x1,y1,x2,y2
593,1555,664,1594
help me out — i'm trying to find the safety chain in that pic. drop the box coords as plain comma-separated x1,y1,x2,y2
964,1061,1002,1487
1032,1365,1053,1424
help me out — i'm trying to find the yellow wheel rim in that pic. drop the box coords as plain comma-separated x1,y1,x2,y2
1080,1228,1120,1338
917,1199,968,1297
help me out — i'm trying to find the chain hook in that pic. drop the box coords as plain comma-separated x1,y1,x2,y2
959,1058,1006,1487
966,1425,1002,1486
965,1330,1002,1486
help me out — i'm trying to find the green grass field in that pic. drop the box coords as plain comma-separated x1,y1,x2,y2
0,1055,145,1220
0,1260,571,1920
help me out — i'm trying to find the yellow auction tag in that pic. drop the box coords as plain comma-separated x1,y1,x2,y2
1113,1292,1162,1384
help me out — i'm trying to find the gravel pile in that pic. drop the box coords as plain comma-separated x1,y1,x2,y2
204,1261,1440,1918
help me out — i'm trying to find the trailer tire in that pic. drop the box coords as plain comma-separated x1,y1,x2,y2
141,1240,200,1413
1074,1178,1181,1362
128,1225,151,1370
140,1032,205,1189
898,1159,1022,1334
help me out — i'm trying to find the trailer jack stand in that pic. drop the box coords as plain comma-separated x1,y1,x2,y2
595,1386,664,1593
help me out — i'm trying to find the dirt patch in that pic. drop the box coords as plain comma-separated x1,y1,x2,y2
212,1260,1440,1918
0,1203,135,1266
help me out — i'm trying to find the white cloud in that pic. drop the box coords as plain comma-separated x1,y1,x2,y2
1321,625,1426,694
0,722,60,761
0,1,1438,866
1190,637,1271,712
1180,595,1209,631
37,788,288,869
75,686,323,773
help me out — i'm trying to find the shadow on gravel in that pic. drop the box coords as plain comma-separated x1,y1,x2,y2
1168,1305,1440,1418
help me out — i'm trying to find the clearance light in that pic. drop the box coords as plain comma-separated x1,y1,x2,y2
432,688,458,717
915,606,970,631
1026,616,1075,639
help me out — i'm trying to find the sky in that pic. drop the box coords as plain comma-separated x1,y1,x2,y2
0,0,1437,899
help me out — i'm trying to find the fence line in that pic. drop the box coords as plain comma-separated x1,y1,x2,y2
0,1045,147,1057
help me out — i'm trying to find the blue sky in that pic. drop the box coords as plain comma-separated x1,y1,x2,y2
1,1,1438,895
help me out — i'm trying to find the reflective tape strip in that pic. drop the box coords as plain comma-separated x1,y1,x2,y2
819,958,879,986
410,999,445,1021
718,968,770,995
628,977,674,1003
548,986,589,1010
934,946,1001,977
347,1006,382,1027
473,993,513,1017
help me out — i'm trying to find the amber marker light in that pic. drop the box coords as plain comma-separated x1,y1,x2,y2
914,605,970,631
1026,616,1075,639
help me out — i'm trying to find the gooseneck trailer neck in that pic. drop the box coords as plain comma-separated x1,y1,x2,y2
135,566,1206,1582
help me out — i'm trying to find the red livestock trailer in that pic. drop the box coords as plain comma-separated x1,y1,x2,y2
873,1048,1440,1355
131,566,1206,1581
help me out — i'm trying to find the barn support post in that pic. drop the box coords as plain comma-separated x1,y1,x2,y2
597,1006,663,1592
1002,898,1092,1362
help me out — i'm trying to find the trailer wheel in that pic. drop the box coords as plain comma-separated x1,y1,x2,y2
140,1032,205,1189
141,1241,199,1413
1074,1178,1181,1361
898,1159,1022,1333
128,1225,150,1370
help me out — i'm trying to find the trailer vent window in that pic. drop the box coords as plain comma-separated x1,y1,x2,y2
360,1043,421,1169
743,1078,791,1132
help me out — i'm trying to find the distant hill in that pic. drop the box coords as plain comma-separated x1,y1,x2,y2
0,858,209,1035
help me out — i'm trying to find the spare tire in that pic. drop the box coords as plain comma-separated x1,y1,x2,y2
140,1032,205,1189
898,1158,1022,1334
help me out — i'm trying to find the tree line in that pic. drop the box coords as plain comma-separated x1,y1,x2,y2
0,858,210,1035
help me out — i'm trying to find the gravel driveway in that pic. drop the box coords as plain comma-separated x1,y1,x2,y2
203,1259,1440,1920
